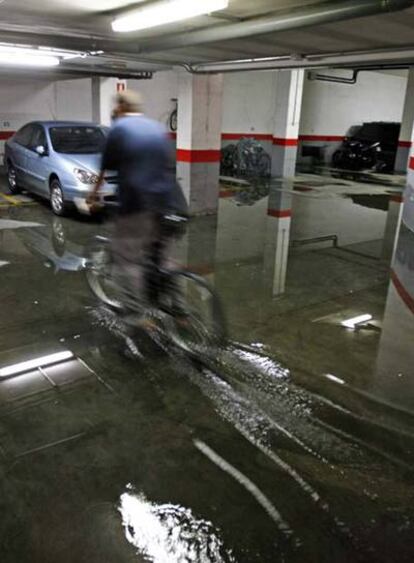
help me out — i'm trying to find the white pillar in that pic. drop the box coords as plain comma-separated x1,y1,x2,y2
263,213,291,296
271,70,305,177
92,78,127,126
374,227,414,405
263,183,292,296
382,195,404,261
403,114,414,230
176,72,223,215
395,69,414,173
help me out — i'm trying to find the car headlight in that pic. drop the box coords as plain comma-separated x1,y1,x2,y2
74,168,99,184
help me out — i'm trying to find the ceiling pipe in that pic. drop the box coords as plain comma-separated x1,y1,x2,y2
308,69,360,84
139,0,414,53
182,45,414,73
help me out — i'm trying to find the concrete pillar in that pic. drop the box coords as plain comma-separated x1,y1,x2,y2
176,72,223,215
92,78,126,126
395,69,414,173
271,70,305,177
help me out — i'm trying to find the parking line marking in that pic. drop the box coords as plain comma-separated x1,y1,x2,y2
0,193,19,205
0,193,35,207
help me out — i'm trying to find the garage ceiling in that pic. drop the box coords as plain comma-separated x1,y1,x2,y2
1,0,414,75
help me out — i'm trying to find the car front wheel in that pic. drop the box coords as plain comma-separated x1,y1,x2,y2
7,164,21,194
50,179,68,216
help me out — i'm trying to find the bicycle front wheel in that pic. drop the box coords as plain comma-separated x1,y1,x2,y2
166,271,227,354
169,109,178,132
86,242,123,311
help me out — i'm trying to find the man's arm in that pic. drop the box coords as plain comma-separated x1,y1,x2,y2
87,127,119,206
86,170,105,205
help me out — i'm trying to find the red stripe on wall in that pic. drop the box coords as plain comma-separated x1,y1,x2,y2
222,133,273,141
390,194,403,203
272,137,298,147
267,209,292,218
221,133,345,144
391,269,414,315
299,134,345,142
409,156,414,170
0,131,15,140
398,140,412,148
176,149,221,163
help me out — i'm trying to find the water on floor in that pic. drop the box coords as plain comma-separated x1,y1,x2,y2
0,170,413,562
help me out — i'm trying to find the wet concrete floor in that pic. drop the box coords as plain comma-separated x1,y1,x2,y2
0,170,414,562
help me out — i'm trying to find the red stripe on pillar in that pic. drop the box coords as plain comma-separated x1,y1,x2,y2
299,135,345,142
391,269,414,315
222,133,273,141
390,195,403,203
409,156,414,170
398,140,412,148
0,131,15,140
176,149,221,163
219,189,235,198
272,137,298,147
267,209,292,218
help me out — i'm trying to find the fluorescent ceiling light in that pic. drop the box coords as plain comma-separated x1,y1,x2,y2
0,351,73,378
0,54,59,67
112,0,229,33
0,44,89,68
341,314,372,329
0,45,59,67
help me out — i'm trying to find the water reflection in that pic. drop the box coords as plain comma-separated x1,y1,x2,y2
15,216,87,272
119,487,235,562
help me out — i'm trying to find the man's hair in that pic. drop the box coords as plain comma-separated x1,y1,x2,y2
115,89,144,113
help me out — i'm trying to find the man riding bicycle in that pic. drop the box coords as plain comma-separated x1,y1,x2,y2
87,90,183,309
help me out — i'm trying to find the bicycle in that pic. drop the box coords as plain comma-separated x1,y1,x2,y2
169,98,178,132
85,223,227,356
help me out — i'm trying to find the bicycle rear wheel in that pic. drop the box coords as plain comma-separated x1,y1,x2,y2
166,271,227,354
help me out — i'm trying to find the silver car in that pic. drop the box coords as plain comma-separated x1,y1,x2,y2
4,121,117,215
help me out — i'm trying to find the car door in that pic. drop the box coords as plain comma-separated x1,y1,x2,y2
9,124,33,187
25,125,50,195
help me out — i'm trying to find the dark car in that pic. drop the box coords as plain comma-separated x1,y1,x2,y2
332,121,401,172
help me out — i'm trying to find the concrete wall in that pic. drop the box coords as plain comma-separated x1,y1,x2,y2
299,69,408,163
221,71,277,153
129,71,178,128
55,78,93,122
220,68,407,163
0,68,408,164
0,77,93,157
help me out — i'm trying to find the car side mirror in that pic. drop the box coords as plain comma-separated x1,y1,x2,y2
35,145,47,156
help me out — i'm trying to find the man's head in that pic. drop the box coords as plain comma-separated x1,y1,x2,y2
114,89,144,117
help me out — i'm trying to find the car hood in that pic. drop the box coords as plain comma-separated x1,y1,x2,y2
62,153,102,173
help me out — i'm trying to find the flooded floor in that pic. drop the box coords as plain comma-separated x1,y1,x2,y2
0,170,414,562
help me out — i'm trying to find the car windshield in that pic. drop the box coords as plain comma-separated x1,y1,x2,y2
49,126,106,154
354,123,400,144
